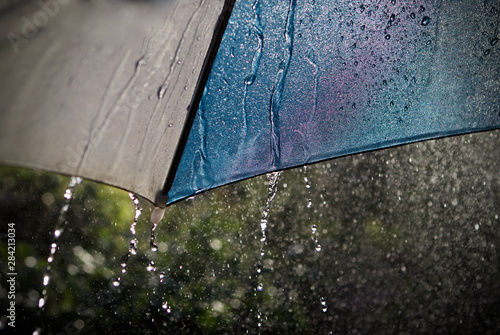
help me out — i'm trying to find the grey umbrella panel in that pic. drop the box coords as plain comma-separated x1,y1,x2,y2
0,0,225,204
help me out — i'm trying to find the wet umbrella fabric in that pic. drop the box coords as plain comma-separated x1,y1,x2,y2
0,0,499,206
0,0,228,205
167,0,500,204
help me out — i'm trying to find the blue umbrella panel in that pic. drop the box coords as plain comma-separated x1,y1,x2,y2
165,0,500,205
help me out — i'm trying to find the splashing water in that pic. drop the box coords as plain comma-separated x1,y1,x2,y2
35,177,82,334
114,193,142,286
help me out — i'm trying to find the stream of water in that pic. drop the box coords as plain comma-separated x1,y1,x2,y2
34,176,83,335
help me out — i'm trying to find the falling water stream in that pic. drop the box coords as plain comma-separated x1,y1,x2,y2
34,176,83,335
113,193,142,287
303,166,328,315
304,166,322,253
31,169,327,334
256,171,282,328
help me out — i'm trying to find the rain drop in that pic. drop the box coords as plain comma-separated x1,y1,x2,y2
385,34,391,40
491,38,499,46
147,261,156,272
257,283,264,291
112,279,120,287
54,229,62,238
320,297,328,312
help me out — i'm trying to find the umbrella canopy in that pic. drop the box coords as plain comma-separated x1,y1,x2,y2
1,0,499,206
0,0,231,206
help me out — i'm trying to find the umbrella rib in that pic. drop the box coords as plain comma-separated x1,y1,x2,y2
157,0,237,205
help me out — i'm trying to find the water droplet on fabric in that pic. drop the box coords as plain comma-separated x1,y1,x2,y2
257,283,264,291
385,34,391,40
157,85,167,99
491,38,499,46
421,16,431,26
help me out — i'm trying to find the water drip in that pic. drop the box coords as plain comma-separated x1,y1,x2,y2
255,171,282,329
304,166,322,252
114,193,142,286
35,176,82,334
150,222,159,252
320,297,328,312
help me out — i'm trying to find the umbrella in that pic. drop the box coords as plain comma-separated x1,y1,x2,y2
1,0,499,208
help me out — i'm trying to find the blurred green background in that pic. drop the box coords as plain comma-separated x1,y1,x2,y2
0,132,499,334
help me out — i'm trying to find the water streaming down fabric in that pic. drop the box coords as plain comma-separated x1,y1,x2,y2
166,0,500,205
